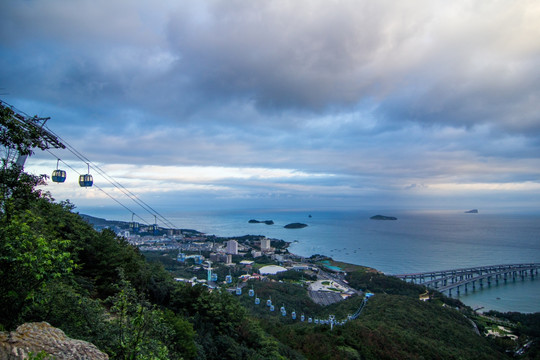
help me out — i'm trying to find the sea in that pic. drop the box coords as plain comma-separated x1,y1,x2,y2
166,209,540,313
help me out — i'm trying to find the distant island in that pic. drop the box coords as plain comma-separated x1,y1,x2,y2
465,209,479,213
248,219,274,225
284,222,308,229
370,215,397,220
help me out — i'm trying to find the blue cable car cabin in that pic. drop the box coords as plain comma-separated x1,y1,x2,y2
51,169,66,183
248,289,255,297
79,163,93,187
269,305,275,312
79,174,93,187
130,222,140,232
255,297,260,305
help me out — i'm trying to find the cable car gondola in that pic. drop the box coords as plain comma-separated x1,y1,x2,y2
79,163,93,187
129,213,139,232
150,215,158,235
51,159,66,183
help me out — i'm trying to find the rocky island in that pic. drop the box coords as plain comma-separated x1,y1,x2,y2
465,209,479,213
370,215,398,220
248,219,274,225
284,222,308,229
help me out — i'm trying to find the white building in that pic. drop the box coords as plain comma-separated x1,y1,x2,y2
260,238,271,251
226,240,238,255
259,265,287,275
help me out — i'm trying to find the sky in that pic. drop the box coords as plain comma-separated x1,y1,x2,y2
1,0,540,221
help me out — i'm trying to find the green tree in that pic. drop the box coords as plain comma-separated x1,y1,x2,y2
0,210,73,328
105,276,172,360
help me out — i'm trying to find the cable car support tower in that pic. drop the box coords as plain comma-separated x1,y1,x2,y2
1,100,65,169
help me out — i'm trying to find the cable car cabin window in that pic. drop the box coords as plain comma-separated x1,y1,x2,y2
79,174,93,187
51,169,66,183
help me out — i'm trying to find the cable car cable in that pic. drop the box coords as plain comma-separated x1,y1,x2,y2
46,149,150,226
42,128,161,218
43,129,177,228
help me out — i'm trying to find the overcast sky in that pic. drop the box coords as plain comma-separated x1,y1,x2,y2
1,0,539,220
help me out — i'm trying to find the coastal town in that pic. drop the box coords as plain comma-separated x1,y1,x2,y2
85,215,361,306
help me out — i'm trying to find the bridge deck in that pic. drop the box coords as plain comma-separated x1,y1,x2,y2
392,263,540,294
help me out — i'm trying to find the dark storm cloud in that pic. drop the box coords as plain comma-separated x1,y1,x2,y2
1,0,539,211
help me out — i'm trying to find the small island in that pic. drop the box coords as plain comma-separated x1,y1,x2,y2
248,219,274,225
465,209,478,213
284,222,308,229
370,215,397,220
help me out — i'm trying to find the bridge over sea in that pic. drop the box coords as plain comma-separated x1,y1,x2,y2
393,263,540,296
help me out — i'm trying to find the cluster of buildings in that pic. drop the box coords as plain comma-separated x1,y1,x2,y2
122,229,285,264
107,224,358,302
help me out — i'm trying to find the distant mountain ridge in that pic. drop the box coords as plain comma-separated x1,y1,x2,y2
79,214,130,228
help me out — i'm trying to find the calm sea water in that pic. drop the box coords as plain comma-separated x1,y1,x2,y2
168,209,540,313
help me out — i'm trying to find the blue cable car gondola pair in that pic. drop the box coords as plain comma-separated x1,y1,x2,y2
52,160,93,187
